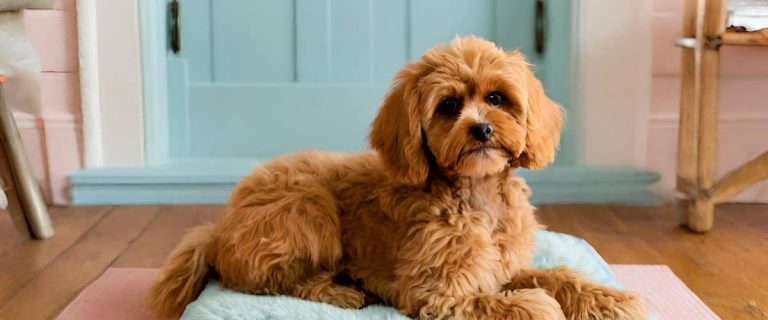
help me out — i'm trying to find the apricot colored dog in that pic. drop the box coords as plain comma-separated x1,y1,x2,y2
146,37,645,320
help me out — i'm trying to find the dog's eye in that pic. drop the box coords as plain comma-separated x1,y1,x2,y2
486,92,505,107
437,97,460,115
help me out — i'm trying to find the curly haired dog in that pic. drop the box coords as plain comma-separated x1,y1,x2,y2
146,37,646,320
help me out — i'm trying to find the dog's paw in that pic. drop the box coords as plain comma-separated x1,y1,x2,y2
571,287,646,320
504,289,566,320
324,285,366,309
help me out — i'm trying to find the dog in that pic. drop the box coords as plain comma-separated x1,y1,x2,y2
146,36,645,320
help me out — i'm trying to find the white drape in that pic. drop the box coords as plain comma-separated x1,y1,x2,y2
0,0,59,115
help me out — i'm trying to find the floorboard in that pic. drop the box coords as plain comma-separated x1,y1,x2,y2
538,204,768,319
0,209,29,253
0,206,159,320
111,205,223,268
0,203,765,319
0,206,111,306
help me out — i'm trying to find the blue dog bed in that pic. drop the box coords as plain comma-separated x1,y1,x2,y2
181,230,622,320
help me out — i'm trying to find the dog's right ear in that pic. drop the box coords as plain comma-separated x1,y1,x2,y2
370,62,429,186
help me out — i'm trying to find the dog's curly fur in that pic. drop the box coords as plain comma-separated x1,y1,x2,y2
145,37,646,320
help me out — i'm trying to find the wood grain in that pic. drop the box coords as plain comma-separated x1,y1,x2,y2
0,209,29,254
711,151,768,203
539,204,768,319
687,0,728,232
0,206,159,320
675,0,702,199
0,206,110,306
722,29,768,46
111,205,222,268
0,204,766,319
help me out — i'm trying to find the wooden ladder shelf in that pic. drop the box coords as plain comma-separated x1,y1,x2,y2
676,0,768,232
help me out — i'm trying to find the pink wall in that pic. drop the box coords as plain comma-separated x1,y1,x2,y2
648,0,768,202
16,0,82,205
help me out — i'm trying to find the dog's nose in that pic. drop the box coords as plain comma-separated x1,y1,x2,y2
470,123,493,142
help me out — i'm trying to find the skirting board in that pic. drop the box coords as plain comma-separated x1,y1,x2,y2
70,159,660,205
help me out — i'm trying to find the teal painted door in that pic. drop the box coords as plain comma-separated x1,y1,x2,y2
167,0,573,163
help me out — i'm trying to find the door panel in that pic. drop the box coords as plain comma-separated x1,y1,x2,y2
168,0,572,161
178,1,213,82
371,0,409,82
410,0,495,57
188,84,383,158
213,0,295,82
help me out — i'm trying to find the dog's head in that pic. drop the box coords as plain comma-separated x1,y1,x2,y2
370,36,563,185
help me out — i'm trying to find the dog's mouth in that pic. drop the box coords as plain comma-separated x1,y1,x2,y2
457,143,520,163
463,146,498,156
458,145,503,161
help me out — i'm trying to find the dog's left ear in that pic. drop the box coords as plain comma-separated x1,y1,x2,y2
519,62,564,169
369,62,430,186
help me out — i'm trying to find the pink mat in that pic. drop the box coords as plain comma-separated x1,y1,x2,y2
611,265,720,320
57,265,719,320
57,268,164,320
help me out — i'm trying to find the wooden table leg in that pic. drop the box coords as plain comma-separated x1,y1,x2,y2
676,0,703,229
678,0,728,233
676,0,729,233
0,82,54,239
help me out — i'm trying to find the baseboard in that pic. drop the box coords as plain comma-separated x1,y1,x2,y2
15,112,83,205
71,159,661,205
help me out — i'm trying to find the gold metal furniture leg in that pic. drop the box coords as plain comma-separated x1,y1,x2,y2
0,85,54,239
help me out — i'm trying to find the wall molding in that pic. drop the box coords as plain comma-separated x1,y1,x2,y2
138,0,169,166
14,112,83,204
71,161,660,205
76,0,103,167
649,112,768,129
13,112,81,129
649,112,768,123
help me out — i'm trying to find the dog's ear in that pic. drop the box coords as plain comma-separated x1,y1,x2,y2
370,63,429,185
519,63,564,169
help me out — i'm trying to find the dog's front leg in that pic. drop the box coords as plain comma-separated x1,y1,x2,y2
411,290,565,320
505,266,646,320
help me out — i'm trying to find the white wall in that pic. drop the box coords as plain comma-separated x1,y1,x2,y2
574,0,653,167
80,0,145,167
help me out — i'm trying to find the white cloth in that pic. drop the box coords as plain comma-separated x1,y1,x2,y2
728,0,768,31
0,0,58,115
0,0,58,208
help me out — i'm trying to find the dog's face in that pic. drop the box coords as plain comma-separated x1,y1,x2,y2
370,37,563,185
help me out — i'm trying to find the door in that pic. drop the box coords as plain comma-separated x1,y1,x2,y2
166,0,573,163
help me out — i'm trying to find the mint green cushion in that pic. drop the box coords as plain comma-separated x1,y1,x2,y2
181,230,622,320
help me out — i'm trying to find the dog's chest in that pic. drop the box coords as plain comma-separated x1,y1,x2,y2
398,202,515,294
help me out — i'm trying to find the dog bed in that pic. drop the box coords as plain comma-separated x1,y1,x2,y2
180,230,627,320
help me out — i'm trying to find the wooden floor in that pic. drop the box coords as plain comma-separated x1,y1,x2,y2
0,204,766,320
